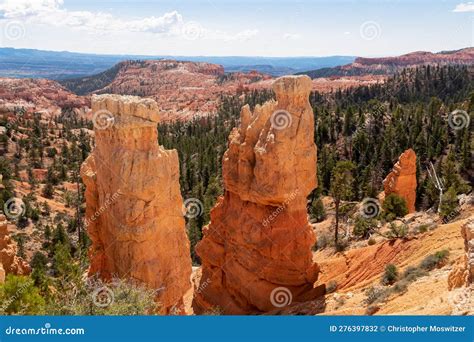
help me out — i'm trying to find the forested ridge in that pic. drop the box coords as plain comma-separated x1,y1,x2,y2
158,65,473,263
0,65,471,311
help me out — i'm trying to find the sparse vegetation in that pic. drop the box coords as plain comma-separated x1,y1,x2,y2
385,221,408,239
364,249,451,306
382,194,408,221
381,264,399,285
419,249,450,271
353,216,378,239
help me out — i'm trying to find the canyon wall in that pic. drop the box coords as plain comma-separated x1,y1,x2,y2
0,214,30,283
81,94,192,313
193,75,324,314
383,148,417,213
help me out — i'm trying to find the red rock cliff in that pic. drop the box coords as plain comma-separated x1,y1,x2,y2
193,75,324,314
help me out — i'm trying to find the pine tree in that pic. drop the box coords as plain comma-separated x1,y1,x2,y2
330,161,355,247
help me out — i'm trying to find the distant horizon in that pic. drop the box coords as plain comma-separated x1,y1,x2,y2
1,45,472,59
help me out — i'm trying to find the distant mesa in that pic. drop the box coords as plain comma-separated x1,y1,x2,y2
299,47,474,79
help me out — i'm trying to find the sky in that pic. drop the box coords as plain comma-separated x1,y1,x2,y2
0,0,472,57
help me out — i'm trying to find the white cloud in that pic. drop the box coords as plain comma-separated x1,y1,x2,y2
0,0,183,35
0,0,62,18
0,0,258,42
283,33,301,40
453,2,474,12
229,29,258,41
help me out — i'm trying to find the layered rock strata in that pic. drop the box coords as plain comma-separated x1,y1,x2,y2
193,75,324,314
81,94,192,313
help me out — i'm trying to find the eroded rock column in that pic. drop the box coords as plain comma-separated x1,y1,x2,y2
81,94,192,313
383,148,417,213
193,76,324,314
0,214,30,283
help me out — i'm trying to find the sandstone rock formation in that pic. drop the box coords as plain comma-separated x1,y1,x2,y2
193,75,324,315
81,94,192,313
64,60,272,121
383,148,417,213
448,219,474,289
0,214,30,283
0,77,89,113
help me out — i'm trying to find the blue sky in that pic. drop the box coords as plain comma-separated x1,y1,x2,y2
0,0,472,57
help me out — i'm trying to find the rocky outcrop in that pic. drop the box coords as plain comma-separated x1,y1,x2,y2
383,149,417,213
0,215,30,283
448,220,474,289
0,78,89,112
193,75,324,315
81,94,192,313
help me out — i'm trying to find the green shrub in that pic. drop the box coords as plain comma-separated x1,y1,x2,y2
0,275,45,315
386,222,408,239
368,238,377,246
440,187,458,219
309,198,326,223
382,194,408,221
416,224,430,233
402,266,427,282
420,250,450,271
353,217,378,239
47,277,159,315
335,238,349,252
364,286,388,305
391,280,408,293
382,264,399,285
314,233,331,250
